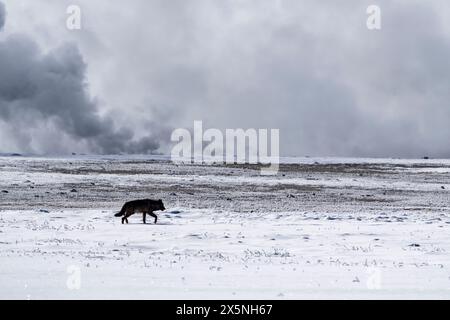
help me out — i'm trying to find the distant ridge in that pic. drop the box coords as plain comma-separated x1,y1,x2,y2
0,153,23,157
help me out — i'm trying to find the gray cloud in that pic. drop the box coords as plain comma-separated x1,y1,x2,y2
0,1,5,31
1,0,450,157
0,1,168,155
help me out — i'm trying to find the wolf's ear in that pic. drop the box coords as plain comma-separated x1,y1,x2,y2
158,199,162,203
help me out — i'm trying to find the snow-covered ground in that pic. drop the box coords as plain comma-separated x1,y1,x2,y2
1,155,450,299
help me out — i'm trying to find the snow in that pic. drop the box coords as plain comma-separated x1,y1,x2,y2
1,155,450,299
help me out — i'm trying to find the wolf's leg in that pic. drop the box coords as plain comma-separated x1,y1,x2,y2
150,212,158,224
122,217,125,224
124,209,134,224
143,212,147,224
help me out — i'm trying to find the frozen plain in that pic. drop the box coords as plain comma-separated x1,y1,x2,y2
0,155,450,299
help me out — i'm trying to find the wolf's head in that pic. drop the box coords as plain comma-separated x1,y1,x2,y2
158,199,165,211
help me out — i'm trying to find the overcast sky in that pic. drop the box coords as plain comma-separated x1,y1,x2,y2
1,0,450,157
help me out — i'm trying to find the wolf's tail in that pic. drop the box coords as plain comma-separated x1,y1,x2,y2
114,206,125,217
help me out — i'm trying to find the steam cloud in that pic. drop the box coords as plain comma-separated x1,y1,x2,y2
0,1,163,155
2,1,450,157
0,2,5,31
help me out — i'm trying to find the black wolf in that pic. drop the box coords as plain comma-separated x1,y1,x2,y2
114,199,166,224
